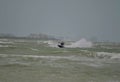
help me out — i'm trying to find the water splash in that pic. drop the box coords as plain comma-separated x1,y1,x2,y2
43,40,58,47
66,38,93,48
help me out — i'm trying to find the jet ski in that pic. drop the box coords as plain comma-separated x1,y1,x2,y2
58,42,64,48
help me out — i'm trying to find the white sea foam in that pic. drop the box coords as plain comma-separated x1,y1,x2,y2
0,54,76,60
0,45,9,47
43,40,58,47
0,41,13,44
96,52,120,59
30,48,39,51
0,53,120,68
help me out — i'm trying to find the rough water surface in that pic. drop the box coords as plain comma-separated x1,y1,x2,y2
0,39,120,82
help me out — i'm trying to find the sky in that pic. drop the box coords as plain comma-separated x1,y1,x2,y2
0,0,120,42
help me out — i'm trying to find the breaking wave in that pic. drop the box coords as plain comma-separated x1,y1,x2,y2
0,52,120,68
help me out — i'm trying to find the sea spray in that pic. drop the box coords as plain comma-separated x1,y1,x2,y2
43,40,58,47
65,38,93,48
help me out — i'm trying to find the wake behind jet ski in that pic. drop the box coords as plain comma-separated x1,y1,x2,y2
57,41,64,48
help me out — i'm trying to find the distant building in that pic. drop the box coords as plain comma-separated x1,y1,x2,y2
28,33,56,40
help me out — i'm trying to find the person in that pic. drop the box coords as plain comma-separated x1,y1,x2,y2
58,41,64,48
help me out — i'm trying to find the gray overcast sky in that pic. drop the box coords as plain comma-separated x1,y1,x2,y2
0,0,120,42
